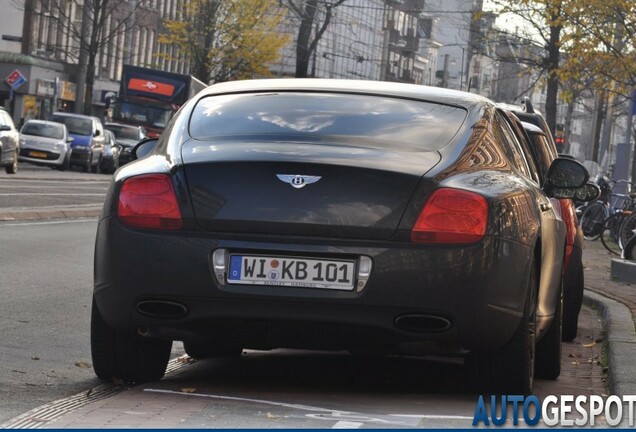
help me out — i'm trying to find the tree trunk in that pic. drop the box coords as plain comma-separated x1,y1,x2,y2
84,53,96,115
564,96,576,154
544,18,562,136
295,0,317,78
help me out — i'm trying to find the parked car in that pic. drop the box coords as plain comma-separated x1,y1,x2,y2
98,129,120,174
0,107,19,174
500,99,587,342
104,122,146,166
50,112,105,173
92,79,588,393
19,120,73,170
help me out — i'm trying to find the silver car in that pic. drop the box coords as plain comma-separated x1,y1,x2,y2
19,120,73,170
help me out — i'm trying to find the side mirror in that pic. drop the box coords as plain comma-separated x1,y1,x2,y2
132,138,158,161
550,182,601,201
94,129,101,137
0,125,11,132
545,157,589,190
574,182,601,202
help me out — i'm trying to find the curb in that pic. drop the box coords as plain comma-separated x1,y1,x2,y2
583,289,636,396
611,258,636,284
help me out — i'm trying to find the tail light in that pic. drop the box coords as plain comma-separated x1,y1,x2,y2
118,174,182,230
559,198,578,272
411,188,488,244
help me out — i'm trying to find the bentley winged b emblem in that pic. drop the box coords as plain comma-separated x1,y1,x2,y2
276,174,322,189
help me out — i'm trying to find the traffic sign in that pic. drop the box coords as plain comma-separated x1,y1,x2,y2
5,69,27,90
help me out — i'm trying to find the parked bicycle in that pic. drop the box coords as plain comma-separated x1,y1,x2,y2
579,174,620,240
580,178,636,255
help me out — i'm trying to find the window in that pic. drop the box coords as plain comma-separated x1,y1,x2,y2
492,111,534,181
190,92,468,151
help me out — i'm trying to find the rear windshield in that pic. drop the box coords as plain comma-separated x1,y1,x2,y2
51,115,92,136
106,125,141,140
21,122,64,139
189,92,467,151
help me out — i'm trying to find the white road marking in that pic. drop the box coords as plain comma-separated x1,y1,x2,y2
143,389,473,427
0,219,96,227
0,193,105,196
0,185,108,189
332,421,363,428
144,388,343,413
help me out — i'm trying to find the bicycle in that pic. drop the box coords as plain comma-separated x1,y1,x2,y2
597,184,636,255
579,174,613,240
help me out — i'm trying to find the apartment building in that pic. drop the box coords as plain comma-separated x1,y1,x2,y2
2,0,441,124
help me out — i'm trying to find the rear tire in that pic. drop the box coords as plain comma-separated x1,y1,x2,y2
562,266,583,341
5,149,18,174
92,155,102,173
90,298,172,384
82,152,92,173
57,153,71,171
535,281,562,379
465,263,537,394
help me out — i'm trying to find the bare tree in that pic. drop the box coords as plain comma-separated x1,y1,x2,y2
281,0,347,78
18,0,150,114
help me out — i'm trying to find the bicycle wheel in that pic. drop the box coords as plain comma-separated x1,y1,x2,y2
618,211,636,250
580,201,608,240
600,213,624,255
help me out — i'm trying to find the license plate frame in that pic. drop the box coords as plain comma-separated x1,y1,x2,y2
227,254,356,291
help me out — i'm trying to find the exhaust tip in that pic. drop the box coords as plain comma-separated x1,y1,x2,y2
136,300,188,319
395,314,452,333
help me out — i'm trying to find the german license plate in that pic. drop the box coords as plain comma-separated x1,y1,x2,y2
228,255,355,290
29,151,47,158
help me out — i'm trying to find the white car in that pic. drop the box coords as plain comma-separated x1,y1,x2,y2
19,120,73,170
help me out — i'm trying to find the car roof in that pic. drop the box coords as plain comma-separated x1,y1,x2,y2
200,78,492,110
24,119,64,125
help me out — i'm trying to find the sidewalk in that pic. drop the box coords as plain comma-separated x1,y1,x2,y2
581,239,636,395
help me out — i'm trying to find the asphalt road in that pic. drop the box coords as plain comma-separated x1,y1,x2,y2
0,163,110,211
0,219,101,423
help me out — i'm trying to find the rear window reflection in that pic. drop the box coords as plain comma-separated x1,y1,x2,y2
189,92,467,151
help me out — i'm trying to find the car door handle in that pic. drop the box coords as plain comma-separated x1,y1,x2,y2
540,202,552,212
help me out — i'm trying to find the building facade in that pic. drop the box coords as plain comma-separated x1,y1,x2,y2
2,0,493,127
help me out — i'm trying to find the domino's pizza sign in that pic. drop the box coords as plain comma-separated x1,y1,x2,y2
5,69,27,90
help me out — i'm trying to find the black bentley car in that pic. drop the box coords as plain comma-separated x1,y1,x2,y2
92,79,588,393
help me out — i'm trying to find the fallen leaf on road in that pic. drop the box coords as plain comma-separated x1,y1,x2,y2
75,361,91,368
31,356,40,361
181,387,196,393
582,342,596,348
